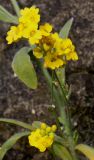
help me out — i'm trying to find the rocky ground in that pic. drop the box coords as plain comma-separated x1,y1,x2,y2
0,0,94,159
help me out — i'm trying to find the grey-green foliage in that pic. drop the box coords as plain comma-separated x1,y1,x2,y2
53,143,73,160
75,144,94,160
59,18,73,38
0,132,30,160
0,118,32,130
10,0,20,17
12,47,38,89
0,5,18,24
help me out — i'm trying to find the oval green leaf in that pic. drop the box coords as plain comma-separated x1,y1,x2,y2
0,131,30,160
59,18,73,39
12,47,38,89
75,144,94,160
53,143,73,160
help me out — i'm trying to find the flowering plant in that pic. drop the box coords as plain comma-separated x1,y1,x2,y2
0,0,94,160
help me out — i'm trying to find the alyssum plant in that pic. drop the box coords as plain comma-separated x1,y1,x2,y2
0,0,94,160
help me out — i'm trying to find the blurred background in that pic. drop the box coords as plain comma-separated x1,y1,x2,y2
0,0,94,159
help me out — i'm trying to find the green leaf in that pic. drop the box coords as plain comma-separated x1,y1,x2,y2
58,116,63,124
0,131,30,160
75,144,94,160
10,0,20,17
59,18,73,38
0,118,32,130
73,130,78,145
12,47,38,89
31,121,41,130
56,67,65,85
0,5,18,24
53,143,73,160
54,135,68,147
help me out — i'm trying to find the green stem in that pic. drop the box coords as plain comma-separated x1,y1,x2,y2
39,63,64,111
38,62,65,134
60,104,78,160
51,71,54,104
39,64,78,160
54,71,78,160
54,71,72,129
10,0,20,17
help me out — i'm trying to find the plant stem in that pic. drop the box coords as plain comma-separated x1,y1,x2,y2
54,71,78,160
40,64,78,160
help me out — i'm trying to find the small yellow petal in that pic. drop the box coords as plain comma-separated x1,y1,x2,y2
51,125,57,132
41,123,47,129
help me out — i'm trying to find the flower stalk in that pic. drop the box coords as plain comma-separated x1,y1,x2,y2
40,63,78,160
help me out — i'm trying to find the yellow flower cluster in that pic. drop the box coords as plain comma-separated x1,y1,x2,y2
28,123,57,152
6,6,41,44
6,6,78,69
34,31,78,69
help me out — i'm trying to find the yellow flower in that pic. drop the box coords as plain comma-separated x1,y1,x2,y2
60,38,78,61
39,23,53,36
72,51,78,60
39,33,59,50
6,25,23,44
51,32,61,42
33,31,78,69
44,51,65,70
6,26,17,44
33,47,43,58
40,32,62,52
6,6,41,44
51,125,57,132
22,24,38,39
29,30,42,45
66,51,78,61
62,38,72,48
6,5,78,68
46,127,51,133
28,123,56,152
43,43,50,51
19,6,40,25
41,123,47,129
